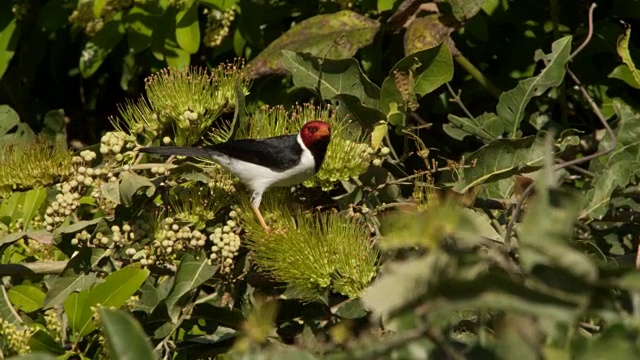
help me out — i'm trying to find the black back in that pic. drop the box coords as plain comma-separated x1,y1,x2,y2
209,135,303,172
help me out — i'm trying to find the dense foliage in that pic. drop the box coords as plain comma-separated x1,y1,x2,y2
3,0,640,359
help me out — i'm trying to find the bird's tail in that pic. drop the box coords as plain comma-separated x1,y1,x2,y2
139,146,212,158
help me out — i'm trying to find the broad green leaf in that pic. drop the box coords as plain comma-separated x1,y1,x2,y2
79,14,126,78
0,8,17,79
585,100,640,218
53,218,104,237
0,230,52,246
445,0,489,21
333,299,368,319
43,272,97,309
63,290,90,339
175,1,200,54
0,104,20,137
164,253,218,322
8,285,46,312
119,172,156,207
28,330,65,355
616,25,640,88
0,191,22,223
453,132,552,192
377,0,396,12
126,6,156,53
100,182,120,205
249,10,379,77
20,188,47,231
403,15,452,55
282,50,380,109
99,308,155,360
380,43,453,126
1,285,22,324
38,0,69,31
331,94,386,129
444,112,504,143
608,64,640,89
496,36,571,138
76,266,150,336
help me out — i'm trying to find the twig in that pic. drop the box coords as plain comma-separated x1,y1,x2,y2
446,83,475,120
316,35,346,101
568,3,597,62
154,288,201,357
554,68,617,171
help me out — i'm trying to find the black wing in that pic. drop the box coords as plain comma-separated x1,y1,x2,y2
208,134,303,172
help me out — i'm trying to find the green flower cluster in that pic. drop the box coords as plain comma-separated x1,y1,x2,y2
240,193,378,300
119,63,251,146
204,7,236,47
0,136,73,197
0,319,35,355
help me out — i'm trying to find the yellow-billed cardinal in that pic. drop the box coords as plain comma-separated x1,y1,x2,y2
140,121,331,231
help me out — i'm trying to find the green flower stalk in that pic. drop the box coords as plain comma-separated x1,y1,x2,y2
0,135,73,197
240,192,378,300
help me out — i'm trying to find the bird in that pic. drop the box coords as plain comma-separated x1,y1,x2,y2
139,121,331,232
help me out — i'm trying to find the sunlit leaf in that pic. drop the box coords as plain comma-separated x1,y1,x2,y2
99,308,155,360
249,10,379,77
496,36,571,138
8,285,46,312
175,0,200,54
164,253,218,322
282,50,380,109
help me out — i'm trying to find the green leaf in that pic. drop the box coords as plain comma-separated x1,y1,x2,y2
0,230,53,246
377,0,396,12
43,272,97,309
20,188,47,231
28,330,65,355
0,8,17,79
53,218,104,237
403,15,452,55
79,14,126,78
63,289,90,339
99,308,155,360
496,36,572,138
126,6,156,53
93,0,106,17
0,104,20,137
175,1,200,54
453,132,547,193
76,266,150,336
100,182,121,205
380,43,453,126
8,285,46,312
333,299,368,319
585,100,640,218
331,94,386,130
609,64,640,89
249,10,379,77
616,25,640,89
119,172,156,206
444,112,504,143
1,285,22,324
444,0,489,21
164,253,218,322
282,50,380,109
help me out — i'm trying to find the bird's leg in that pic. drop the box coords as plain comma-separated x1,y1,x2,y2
252,205,270,232
251,192,270,232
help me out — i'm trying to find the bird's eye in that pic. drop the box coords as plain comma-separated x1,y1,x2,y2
309,127,317,134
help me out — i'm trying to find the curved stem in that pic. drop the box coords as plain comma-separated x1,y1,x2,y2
454,54,502,98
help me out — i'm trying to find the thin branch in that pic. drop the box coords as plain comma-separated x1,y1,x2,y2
568,3,597,62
